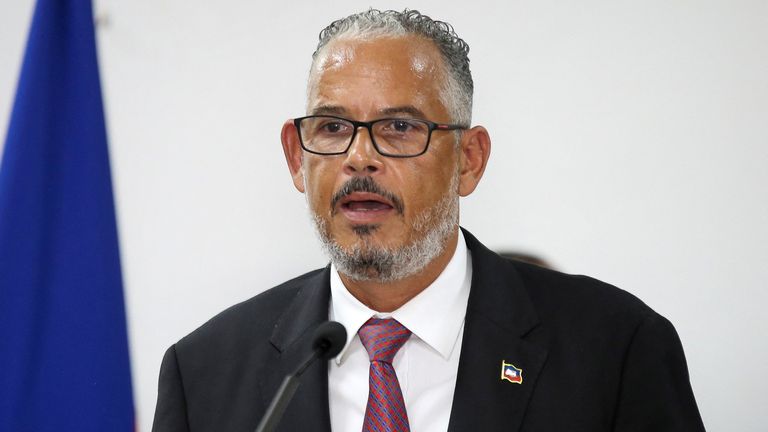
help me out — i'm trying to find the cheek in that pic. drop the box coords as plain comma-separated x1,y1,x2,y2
399,158,456,212
304,161,340,212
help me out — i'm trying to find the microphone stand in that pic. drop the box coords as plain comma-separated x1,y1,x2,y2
254,348,323,432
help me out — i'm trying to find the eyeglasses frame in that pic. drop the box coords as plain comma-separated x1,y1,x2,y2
293,115,467,158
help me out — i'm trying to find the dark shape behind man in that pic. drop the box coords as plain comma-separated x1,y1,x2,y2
498,251,555,269
152,9,704,432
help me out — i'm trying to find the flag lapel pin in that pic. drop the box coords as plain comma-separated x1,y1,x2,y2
500,360,523,384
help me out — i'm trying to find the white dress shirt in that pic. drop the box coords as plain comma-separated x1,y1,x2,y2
328,230,472,432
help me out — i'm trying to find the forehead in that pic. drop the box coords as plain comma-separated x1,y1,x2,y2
307,35,448,118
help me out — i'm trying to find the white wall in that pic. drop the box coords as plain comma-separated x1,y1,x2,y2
2,1,767,430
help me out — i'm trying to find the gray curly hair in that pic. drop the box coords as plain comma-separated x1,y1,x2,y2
309,9,473,126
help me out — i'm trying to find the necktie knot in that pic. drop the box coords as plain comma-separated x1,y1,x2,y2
358,318,411,363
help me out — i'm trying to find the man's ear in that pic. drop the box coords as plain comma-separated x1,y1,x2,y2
281,120,306,193
457,126,491,197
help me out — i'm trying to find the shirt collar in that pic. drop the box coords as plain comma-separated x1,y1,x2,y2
329,230,472,364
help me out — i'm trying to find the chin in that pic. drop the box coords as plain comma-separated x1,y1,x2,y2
316,216,457,283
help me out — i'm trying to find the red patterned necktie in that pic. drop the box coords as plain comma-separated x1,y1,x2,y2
358,318,412,432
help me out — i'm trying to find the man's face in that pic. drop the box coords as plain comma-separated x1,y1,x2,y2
291,36,463,280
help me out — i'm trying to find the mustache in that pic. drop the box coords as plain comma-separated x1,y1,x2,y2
330,176,405,215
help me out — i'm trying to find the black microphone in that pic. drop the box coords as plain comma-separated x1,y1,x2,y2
254,321,347,432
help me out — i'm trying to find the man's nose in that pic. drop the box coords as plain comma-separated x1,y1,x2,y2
342,127,384,175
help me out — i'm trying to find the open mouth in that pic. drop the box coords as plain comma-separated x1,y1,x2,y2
337,192,396,223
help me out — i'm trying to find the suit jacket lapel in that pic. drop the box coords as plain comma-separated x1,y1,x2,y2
448,230,549,432
262,267,333,432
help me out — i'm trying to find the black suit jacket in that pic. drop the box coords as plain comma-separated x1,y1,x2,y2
152,230,704,431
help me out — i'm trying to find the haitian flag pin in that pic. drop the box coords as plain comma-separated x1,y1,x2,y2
501,360,523,384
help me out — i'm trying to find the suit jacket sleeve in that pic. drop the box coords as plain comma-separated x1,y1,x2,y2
612,314,705,431
152,345,191,432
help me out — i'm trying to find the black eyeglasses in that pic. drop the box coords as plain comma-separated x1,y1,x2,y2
293,115,467,158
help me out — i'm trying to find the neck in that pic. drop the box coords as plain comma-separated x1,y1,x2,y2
339,230,459,312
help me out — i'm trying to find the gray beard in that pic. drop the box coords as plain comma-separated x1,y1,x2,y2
309,175,459,283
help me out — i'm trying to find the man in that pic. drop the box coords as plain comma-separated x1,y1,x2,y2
152,9,704,432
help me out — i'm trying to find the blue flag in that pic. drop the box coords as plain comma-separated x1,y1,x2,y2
0,0,134,430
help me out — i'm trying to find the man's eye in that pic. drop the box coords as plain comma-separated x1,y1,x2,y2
379,119,419,134
391,120,413,132
320,122,346,133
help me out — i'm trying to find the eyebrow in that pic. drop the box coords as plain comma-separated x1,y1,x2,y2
310,105,347,116
308,105,428,119
379,106,427,119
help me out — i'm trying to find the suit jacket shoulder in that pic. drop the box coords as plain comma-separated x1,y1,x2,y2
176,268,325,356
516,260,662,345
153,267,332,432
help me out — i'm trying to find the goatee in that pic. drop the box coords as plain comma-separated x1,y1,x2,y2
309,174,459,282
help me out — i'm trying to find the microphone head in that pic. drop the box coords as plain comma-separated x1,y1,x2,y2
312,321,347,360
